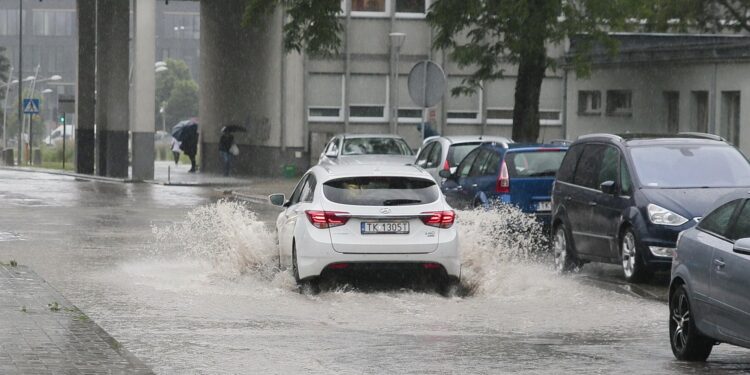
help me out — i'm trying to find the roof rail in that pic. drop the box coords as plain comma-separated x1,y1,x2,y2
577,133,624,142
480,140,510,148
678,132,726,142
546,139,573,146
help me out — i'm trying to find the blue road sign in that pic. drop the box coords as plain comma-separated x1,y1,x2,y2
22,99,41,114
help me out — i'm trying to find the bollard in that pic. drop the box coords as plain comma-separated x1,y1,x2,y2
32,148,42,166
168,165,171,184
1,149,13,166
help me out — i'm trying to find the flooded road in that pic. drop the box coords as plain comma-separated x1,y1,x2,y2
0,169,748,374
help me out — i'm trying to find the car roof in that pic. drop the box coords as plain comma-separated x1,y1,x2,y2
483,143,569,152
310,164,432,180
336,133,406,140
704,190,750,214
576,133,728,147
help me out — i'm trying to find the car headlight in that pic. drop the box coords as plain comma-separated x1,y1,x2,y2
647,204,688,226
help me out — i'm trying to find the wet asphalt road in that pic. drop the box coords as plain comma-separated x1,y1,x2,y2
0,169,748,374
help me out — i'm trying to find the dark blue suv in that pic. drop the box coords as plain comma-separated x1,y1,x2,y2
551,133,750,282
440,143,568,223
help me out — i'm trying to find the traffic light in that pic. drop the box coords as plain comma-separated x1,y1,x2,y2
59,114,65,124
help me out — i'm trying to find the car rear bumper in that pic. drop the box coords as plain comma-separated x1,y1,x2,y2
295,232,460,280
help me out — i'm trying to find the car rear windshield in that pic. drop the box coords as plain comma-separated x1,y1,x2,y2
630,145,750,188
448,143,481,166
341,138,413,156
505,150,567,177
323,177,439,206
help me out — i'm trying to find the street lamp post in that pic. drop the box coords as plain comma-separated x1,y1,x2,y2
2,65,14,150
389,32,406,134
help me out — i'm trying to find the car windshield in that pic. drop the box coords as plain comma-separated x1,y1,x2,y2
630,145,750,188
505,150,567,177
341,138,413,156
323,177,439,206
448,143,482,166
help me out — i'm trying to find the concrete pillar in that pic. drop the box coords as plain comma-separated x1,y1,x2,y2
130,0,156,181
95,0,130,178
75,0,96,174
200,0,283,175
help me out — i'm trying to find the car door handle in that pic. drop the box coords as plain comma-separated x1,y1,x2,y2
713,259,726,268
564,196,572,201
588,201,597,206
471,184,478,188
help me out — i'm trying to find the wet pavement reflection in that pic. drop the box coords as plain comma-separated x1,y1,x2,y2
0,169,747,374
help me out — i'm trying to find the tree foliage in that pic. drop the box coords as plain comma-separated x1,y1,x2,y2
0,47,9,101
155,59,197,128
644,0,750,33
165,80,199,127
243,0,343,56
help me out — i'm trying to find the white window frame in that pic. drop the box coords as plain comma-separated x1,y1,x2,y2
395,0,431,19
397,108,424,123
350,104,388,123
308,75,345,123
447,85,482,125
578,90,602,116
484,108,562,126
343,0,391,18
606,90,633,117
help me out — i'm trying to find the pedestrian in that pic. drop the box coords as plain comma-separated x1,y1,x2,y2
219,128,236,177
171,137,181,166
180,130,199,173
417,122,439,139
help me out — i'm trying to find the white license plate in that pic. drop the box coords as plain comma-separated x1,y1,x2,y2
361,221,410,234
537,201,552,212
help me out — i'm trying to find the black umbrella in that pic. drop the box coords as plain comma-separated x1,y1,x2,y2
171,120,198,142
221,124,247,133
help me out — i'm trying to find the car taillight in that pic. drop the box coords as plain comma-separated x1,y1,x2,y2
421,210,455,229
496,161,510,193
305,210,350,229
443,160,450,171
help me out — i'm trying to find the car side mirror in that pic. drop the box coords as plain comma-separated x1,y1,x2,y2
268,193,286,207
325,149,338,158
600,180,617,195
733,238,750,255
438,170,452,179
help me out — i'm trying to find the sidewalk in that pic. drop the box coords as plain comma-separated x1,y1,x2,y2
0,264,152,374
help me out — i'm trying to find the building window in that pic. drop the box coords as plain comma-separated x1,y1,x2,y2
487,109,513,121
692,91,709,133
447,111,479,120
352,0,386,12
578,91,601,116
398,108,423,122
606,90,632,116
487,109,561,125
350,105,385,118
396,0,427,14
309,107,341,118
721,91,741,146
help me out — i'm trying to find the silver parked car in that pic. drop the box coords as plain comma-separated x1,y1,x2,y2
414,135,512,184
670,191,750,361
318,134,415,166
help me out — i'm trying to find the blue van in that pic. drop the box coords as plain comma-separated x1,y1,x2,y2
439,143,568,223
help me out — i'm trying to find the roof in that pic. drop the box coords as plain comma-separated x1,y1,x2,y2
575,133,728,146
337,133,405,139
441,135,513,144
311,164,431,180
483,143,569,152
566,33,750,66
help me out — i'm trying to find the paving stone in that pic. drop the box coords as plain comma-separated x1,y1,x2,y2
0,264,153,374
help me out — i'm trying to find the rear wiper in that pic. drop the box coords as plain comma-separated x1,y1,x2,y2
383,199,422,206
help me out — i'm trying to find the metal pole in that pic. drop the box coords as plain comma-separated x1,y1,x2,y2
27,64,39,164
62,112,66,169
16,0,22,166
421,62,428,140
2,65,12,150
394,46,400,135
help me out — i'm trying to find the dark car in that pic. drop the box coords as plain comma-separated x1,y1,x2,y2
440,143,568,223
551,133,750,282
669,192,750,361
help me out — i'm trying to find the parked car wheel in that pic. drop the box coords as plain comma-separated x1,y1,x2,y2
670,285,714,361
292,244,300,283
620,228,651,283
553,223,580,273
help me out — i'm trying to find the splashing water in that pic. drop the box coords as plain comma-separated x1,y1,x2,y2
457,204,555,297
152,200,281,282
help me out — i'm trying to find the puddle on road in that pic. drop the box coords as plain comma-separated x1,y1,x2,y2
0,231,24,242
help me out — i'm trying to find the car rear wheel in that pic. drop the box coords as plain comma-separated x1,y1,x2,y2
553,223,580,273
670,285,714,361
292,244,319,294
620,229,651,283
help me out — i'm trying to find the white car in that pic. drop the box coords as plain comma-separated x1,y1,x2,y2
318,134,415,166
415,135,512,184
269,164,460,292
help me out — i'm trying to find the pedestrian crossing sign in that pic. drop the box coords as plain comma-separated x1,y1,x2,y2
23,99,41,114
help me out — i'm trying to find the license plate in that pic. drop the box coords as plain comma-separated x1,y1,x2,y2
361,221,410,234
537,201,552,212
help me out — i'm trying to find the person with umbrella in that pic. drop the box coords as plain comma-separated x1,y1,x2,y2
172,119,199,173
219,125,245,177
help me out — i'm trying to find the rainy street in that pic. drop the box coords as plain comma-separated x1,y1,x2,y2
0,169,748,374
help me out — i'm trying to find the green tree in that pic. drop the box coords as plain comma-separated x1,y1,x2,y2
644,0,750,33
156,59,193,127
164,80,199,126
